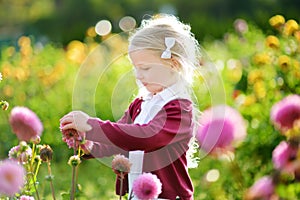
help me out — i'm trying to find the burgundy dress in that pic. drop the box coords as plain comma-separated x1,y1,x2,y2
85,97,194,200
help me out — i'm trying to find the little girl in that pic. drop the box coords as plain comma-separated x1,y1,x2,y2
60,14,201,200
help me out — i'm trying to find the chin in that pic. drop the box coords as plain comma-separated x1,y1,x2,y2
145,84,164,93
147,87,163,94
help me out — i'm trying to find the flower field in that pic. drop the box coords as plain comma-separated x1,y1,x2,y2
0,15,300,199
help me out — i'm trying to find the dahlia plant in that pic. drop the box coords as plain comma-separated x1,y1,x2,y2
111,154,162,200
0,106,56,200
60,128,93,200
196,104,247,156
242,14,300,199
111,154,132,200
0,72,9,111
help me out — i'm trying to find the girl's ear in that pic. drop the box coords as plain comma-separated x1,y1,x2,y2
170,57,181,71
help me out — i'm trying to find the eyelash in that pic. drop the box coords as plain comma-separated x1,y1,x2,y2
134,66,150,71
141,67,150,70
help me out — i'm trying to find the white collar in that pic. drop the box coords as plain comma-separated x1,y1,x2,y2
134,81,191,125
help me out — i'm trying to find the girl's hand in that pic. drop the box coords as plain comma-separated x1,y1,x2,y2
60,111,92,133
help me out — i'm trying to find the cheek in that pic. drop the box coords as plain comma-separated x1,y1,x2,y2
147,70,166,83
155,68,175,83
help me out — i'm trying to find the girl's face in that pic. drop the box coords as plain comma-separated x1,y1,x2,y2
129,50,179,94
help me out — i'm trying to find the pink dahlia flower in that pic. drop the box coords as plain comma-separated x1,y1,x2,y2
0,159,26,197
196,105,247,153
271,94,300,133
132,173,162,200
272,141,298,170
20,195,35,200
9,106,43,142
245,176,275,200
112,154,131,176
80,140,93,154
61,128,85,150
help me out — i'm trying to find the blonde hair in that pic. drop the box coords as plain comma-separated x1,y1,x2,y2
128,14,202,85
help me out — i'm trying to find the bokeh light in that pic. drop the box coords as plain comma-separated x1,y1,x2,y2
95,20,112,36
119,16,136,32
206,169,220,182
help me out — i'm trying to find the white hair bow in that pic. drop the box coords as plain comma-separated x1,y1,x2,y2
161,37,175,59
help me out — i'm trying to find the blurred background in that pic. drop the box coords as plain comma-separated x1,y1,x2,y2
1,0,300,199
0,0,299,45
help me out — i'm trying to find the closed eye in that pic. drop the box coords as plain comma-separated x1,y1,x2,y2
135,65,151,71
141,66,151,70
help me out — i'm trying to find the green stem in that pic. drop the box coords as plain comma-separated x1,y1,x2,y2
70,166,76,200
75,164,79,191
30,170,41,200
30,144,36,169
228,157,245,197
29,143,41,200
71,142,77,200
34,158,42,179
47,161,56,200
78,147,82,157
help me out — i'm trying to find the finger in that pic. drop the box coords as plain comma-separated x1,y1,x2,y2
61,123,75,131
59,112,75,122
60,115,74,125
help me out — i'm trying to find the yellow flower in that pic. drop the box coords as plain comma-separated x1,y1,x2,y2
18,36,31,47
243,95,256,106
1,62,13,78
294,30,300,42
3,85,13,97
265,35,280,49
86,26,97,38
278,55,291,71
292,60,300,78
225,59,243,83
253,53,270,65
283,19,299,36
253,81,266,99
269,15,285,28
14,68,29,82
248,69,264,85
66,40,87,64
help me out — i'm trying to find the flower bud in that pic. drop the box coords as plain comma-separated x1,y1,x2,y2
36,144,43,152
269,15,285,28
45,175,54,181
19,141,28,151
68,155,81,166
8,144,32,163
35,155,41,163
31,135,41,144
1,100,9,110
40,145,53,162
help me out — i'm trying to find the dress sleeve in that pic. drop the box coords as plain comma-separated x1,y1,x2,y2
117,97,142,124
85,99,193,152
